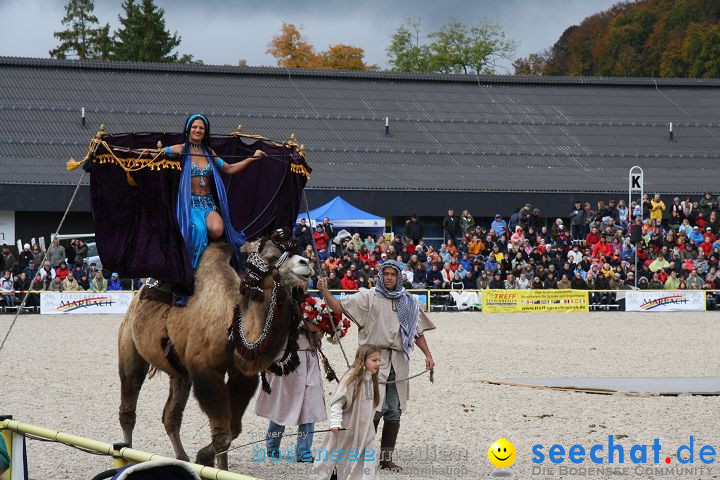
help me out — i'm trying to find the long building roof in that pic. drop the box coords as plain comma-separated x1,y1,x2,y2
2,55,720,196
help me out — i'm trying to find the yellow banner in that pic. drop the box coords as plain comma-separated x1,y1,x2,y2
482,289,589,313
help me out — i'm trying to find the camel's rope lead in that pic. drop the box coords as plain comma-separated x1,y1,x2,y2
216,427,349,456
380,368,434,385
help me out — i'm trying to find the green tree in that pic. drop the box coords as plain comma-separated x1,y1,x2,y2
432,20,516,74
93,23,113,60
427,21,469,73
49,0,109,60
386,18,433,73
387,19,516,74
113,0,193,63
112,0,143,61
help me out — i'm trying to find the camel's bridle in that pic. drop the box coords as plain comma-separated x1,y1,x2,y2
229,236,302,382
242,238,290,298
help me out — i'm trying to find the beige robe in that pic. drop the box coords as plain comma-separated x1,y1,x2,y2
254,332,327,425
340,288,435,412
310,372,378,480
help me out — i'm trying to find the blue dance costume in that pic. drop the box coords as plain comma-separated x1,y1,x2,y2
164,138,245,270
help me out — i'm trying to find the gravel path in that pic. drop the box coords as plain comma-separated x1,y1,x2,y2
1,312,719,479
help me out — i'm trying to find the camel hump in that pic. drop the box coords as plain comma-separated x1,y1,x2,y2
203,242,232,257
195,242,235,274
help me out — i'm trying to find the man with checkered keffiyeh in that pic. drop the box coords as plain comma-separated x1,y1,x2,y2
317,260,436,472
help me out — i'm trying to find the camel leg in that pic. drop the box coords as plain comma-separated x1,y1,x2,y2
163,375,192,462
118,325,148,447
191,369,231,469
227,372,260,440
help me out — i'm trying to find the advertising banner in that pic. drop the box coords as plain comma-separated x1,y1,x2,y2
40,291,134,315
482,289,589,313
625,290,705,312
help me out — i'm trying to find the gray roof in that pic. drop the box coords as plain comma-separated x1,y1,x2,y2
2,56,720,194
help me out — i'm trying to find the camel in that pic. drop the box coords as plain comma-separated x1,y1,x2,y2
117,235,313,470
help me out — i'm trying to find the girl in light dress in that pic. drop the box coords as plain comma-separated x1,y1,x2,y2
310,345,381,480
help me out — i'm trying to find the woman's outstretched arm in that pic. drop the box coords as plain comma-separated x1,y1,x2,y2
219,149,266,175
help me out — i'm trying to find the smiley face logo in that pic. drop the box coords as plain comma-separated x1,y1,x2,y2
488,438,516,468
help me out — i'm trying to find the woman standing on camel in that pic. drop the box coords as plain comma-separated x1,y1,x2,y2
163,114,267,270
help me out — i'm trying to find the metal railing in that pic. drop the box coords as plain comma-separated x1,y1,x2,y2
0,418,261,480
3,289,719,314
308,288,720,312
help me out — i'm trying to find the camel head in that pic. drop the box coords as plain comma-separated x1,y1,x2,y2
240,232,313,290
232,229,310,377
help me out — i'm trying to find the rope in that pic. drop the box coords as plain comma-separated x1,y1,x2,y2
380,368,434,385
303,190,351,370
215,427,348,456
0,171,87,361
105,144,297,163
69,138,312,180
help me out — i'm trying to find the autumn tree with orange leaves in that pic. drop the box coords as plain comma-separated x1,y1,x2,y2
515,0,720,78
267,23,375,70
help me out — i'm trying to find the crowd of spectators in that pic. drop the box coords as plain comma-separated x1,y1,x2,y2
4,192,720,309
293,192,720,294
0,238,132,309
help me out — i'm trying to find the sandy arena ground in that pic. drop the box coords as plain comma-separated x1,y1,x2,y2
1,312,720,480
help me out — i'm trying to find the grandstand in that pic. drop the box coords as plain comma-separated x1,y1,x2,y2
2,56,720,241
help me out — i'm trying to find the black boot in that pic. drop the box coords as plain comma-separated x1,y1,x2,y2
379,420,402,472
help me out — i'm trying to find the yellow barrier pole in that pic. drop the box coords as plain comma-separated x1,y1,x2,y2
111,442,132,469
0,426,11,480
0,419,262,480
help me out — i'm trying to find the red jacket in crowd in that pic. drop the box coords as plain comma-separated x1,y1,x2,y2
701,239,714,256
314,231,329,251
586,232,601,248
55,266,71,281
340,275,358,290
592,241,612,259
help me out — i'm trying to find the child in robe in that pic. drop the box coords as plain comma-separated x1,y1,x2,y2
310,344,381,480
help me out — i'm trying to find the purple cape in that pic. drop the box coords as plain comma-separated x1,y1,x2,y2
88,132,310,294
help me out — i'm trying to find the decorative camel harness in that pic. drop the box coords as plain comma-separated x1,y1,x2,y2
228,236,303,393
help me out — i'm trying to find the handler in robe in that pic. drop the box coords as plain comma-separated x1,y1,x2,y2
254,320,326,462
317,260,436,472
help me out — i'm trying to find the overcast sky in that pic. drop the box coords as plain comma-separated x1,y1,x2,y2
1,0,621,71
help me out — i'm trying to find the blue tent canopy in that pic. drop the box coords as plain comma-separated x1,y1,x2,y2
297,196,384,236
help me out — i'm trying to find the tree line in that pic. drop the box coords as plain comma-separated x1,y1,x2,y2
514,0,720,78
50,1,515,73
52,0,720,78
267,19,516,74
50,0,195,63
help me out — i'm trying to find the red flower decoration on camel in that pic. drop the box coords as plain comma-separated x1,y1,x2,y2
300,294,350,343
